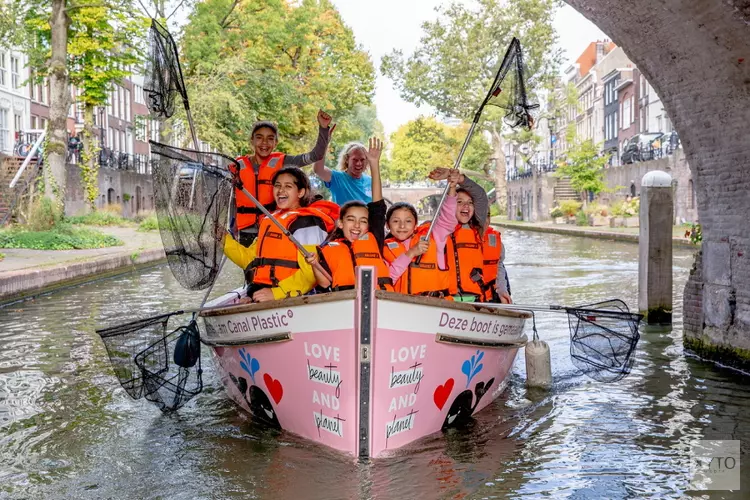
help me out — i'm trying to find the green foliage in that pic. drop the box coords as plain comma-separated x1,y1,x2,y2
610,198,640,217
122,193,132,202
0,225,123,250
575,210,588,226
29,197,63,231
686,223,702,245
555,138,610,197
181,0,376,154
559,200,582,218
489,203,500,218
0,253,5,261
66,211,129,226
137,213,159,231
549,206,563,218
386,117,491,183
584,202,609,217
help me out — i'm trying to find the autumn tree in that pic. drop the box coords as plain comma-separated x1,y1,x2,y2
382,0,561,213
386,116,491,184
180,0,376,155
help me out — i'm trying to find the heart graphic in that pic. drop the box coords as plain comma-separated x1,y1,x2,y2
263,373,284,404
433,378,454,410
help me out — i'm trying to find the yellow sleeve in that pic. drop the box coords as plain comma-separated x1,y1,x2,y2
271,245,318,299
223,233,257,270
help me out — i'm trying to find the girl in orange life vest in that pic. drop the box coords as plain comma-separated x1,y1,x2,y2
220,167,336,303
307,138,393,291
382,170,461,298
482,219,512,304
232,110,333,247
428,168,492,302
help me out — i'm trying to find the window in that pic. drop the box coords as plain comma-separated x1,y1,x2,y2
108,128,113,149
126,130,133,154
150,119,160,141
0,109,9,152
11,56,19,89
31,115,38,130
622,98,632,130
134,115,147,141
641,107,647,132
125,89,131,121
134,84,144,105
14,113,22,137
40,117,47,131
0,52,5,86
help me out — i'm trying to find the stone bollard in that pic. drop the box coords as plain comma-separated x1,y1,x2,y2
638,170,673,324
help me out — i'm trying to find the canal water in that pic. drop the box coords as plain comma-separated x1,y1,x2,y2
0,230,747,499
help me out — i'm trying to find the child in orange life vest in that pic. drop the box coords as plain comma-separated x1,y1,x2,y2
482,219,512,304
232,110,333,247
382,170,461,298
220,167,336,303
428,168,491,302
307,138,392,291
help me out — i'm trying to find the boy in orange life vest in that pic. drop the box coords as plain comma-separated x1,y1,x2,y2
219,167,336,302
232,110,333,247
382,169,461,298
307,138,392,290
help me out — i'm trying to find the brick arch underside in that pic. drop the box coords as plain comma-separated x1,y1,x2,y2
565,0,750,356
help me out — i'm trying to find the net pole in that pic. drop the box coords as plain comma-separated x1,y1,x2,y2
234,184,333,283
423,119,480,242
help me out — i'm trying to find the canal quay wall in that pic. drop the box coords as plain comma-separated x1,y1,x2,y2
0,227,165,306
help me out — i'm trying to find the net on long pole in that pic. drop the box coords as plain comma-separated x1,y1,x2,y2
143,18,189,120
150,141,235,291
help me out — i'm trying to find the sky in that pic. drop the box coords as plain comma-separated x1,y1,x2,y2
329,0,607,136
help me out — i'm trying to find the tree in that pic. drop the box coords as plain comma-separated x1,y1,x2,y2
4,0,147,212
180,0,376,155
386,116,491,184
555,138,610,204
381,0,561,213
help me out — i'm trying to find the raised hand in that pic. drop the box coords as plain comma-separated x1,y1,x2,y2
366,137,383,165
428,167,449,181
447,168,461,187
317,109,333,129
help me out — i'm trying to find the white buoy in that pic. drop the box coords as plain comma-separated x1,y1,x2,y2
525,339,552,389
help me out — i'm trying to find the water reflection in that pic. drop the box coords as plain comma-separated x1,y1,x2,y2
0,230,748,499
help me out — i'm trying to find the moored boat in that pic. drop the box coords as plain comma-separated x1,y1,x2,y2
200,267,529,458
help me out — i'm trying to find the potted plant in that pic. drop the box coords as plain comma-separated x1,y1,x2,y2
550,206,564,223
559,200,582,224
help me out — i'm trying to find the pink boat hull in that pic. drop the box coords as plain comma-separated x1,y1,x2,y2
201,267,528,458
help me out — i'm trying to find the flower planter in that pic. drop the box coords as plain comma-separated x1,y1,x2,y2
588,215,609,227
623,217,639,228
553,217,564,224
565,216,576,224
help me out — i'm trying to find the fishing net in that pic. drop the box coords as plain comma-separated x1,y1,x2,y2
484,37,539,130
134,319,203,413
150,141,235,290
567,299,642,382
143,18,189,119
96,312,203,413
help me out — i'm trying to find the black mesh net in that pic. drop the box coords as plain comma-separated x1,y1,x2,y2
143,18,188,119
135,319,203,413
150,141,235,291
484,38,539,130
97,312,203,413
567,299,642,382
97,312,172,399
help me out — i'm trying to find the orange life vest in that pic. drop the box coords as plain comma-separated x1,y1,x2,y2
232,152,285,231
246,205,335,287
319,233,393,291
382,222,451,298
482,226,503,302
446,224,485,299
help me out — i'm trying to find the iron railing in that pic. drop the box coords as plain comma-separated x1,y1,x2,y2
506,161,556,182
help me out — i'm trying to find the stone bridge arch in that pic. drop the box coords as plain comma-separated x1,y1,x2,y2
562,1,750,361
382,186,443,215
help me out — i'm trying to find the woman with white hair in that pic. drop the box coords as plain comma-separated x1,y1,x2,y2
313,138,373,205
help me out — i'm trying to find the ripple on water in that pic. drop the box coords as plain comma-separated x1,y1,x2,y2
1,232,749,499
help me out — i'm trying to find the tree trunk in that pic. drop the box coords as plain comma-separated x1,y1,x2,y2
490,125,507,216
81,104,100,211
45,0,70,211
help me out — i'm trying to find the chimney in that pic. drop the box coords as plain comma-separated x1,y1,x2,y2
596,41,605,64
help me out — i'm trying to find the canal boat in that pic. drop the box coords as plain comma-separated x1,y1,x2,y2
199,267,529,459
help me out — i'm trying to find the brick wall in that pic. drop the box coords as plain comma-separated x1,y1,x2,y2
563,0,750,360
64,164,154,218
